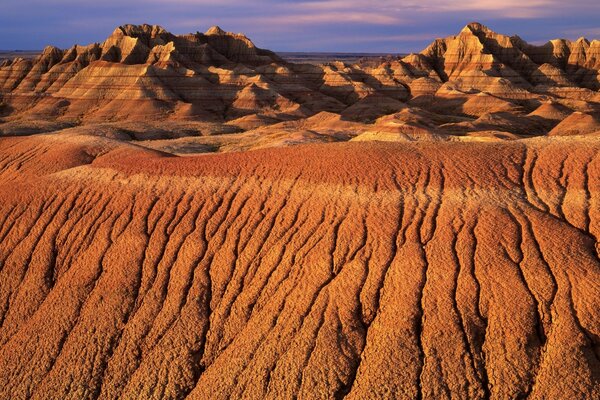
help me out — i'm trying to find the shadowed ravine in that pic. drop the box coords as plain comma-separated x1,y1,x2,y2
0,134,598,399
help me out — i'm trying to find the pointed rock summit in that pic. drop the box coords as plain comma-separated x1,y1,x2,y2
462,21,491,34
205,25,227,36
113,24,169,38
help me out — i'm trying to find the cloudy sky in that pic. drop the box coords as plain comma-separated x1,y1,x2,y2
1,0,600,52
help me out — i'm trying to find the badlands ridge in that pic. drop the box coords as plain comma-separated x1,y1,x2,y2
0,23,598,399
1,22,600,148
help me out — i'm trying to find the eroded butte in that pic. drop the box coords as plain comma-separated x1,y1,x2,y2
0,22,599,399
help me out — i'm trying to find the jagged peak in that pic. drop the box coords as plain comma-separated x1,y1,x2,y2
36,46,63,63
41,45,61,53
204,25,254,44
462,22,492,35
112,24,168,38
39,46,63,58
205,26,227,36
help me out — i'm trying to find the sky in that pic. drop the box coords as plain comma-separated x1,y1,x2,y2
1,0,600,52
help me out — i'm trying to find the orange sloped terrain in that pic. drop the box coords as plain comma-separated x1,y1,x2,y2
0,133,598,399
1,20,600,399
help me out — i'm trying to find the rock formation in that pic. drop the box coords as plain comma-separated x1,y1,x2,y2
0,22,599,399
2,21,600,135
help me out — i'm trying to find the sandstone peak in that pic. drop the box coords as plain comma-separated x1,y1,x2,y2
41,45,61,54
114,23,168,38
462,22,491,34
38,45,63,61
205,25,227,36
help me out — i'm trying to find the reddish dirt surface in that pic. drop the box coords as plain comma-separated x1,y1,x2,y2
0,133,598,399
1,21,600,400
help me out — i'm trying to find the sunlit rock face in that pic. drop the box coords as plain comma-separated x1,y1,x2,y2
2,22,599,128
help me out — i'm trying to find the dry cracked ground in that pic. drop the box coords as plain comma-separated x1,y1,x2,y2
0,133,598,399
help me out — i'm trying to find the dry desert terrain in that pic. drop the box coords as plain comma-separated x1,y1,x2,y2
0,22,598,399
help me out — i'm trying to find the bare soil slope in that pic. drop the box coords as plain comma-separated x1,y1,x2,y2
0,134,598,399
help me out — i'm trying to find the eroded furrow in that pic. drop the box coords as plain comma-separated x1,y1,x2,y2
0,139,598,399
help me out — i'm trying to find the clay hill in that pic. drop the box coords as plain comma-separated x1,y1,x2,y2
0,23,599,399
